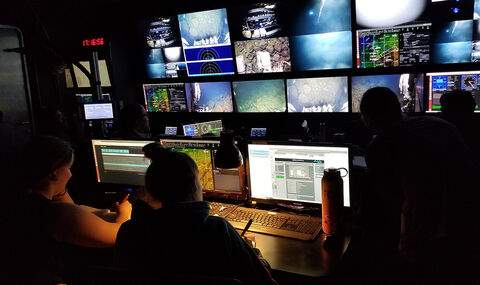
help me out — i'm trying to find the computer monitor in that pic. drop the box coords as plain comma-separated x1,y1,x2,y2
248,143,350,207
427,71,480,112
83,103,114,120
251,128,267,138
289,0,352,71
230,2,291,74
143,83,187,112
160,139,246,198
165,126,178,135
177,8,235,76
92,140,154,186
233,79,286,112
144,17,187,79
287,77,349,113
183,120,223,137
185,82,234,112
351,74,425,113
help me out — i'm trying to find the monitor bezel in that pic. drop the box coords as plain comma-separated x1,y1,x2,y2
246,140,352,209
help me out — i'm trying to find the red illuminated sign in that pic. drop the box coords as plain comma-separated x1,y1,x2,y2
82,37,105,48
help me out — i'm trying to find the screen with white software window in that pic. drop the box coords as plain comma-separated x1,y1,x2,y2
248,144,350,206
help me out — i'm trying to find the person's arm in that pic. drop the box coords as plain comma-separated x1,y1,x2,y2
50,199,132,248
225,222,278,285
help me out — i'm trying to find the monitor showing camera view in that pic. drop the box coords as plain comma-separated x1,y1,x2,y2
230,2,291,74
289,0,352,71
351,74,425,113
144,17,187,79
185,82,234,112
233,79,286,112
178,8,235,76
287,77,348,112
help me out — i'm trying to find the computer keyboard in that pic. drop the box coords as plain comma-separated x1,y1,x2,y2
225,207,322,241
208,202,238,218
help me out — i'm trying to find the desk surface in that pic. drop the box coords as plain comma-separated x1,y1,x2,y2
252,232,350,278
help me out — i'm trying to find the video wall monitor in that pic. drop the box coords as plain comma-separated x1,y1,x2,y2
183,120,223,137
248,144,350,206
83,103,114,120
351,74,425,113
231,2,291,74
185,82,234,112
165,126,178,135
159,139,245,196
91,140,154,186
143,83,188,112
289,0,352,71
427,71,480,112
287,77,349,113
73,60,112,87
355,0,431,68
250,128,267,138
145,17,187,79
233,79,286,112
75,93,111,104
178,8,235,76
430,0,477,64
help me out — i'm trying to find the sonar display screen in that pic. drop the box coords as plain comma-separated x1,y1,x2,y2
178,8,235,76
185,82,233,112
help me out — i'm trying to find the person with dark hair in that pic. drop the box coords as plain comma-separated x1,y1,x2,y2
440,90,480,162
116,103,151,139
358,87,479,283
4,136,132,283
115,143,276,285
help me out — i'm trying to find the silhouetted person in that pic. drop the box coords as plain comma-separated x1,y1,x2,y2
37,107,71,141
440,90,480,162
360,87,479,283
116,103,151,139
3,136,131,284
115,144,276,285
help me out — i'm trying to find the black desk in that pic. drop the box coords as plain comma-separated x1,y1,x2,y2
253,232,350,278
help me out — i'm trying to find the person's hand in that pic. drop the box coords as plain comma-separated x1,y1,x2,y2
115,194,132,223
243,233,256,248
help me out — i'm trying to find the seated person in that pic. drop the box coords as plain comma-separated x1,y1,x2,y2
3,136,132,283
115,144,276,285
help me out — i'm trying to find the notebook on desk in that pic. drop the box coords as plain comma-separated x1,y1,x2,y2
228,143,351,241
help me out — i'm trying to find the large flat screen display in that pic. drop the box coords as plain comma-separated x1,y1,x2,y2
144,17,187,78
287,77,348,113
233,80,286,112
352,74,425,113
185,82,234,112
143,83,188,112
178,8,235,76
289,0,352,71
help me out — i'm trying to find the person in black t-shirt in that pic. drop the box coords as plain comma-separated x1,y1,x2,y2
115,144,276,285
